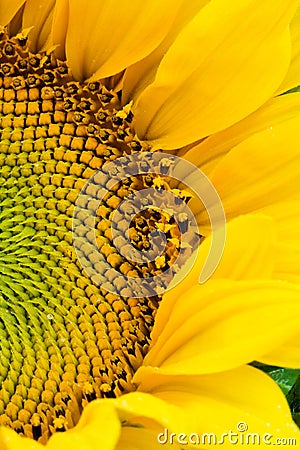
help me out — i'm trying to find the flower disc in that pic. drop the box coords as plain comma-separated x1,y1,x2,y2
0,29,183,442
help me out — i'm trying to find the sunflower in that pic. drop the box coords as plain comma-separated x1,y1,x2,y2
2,215,300,449
0,0,300,449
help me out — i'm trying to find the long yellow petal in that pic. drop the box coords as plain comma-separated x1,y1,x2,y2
153,214,276,342
256,200,300,283
258,199,300,246
183,91,300,176
50,0,69,60
133,0,298,150
145,280,300,374
277,4,300,94
134,366,300,449
122,0,209,104
273,243,300,283
196,115,300,228
0,0,25,26
21,0,55,52
259,338,300,368
66,0,183,81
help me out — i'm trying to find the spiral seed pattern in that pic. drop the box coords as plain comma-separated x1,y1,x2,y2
0,28,186,443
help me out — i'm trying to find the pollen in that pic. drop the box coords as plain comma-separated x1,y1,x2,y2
0,29,188,443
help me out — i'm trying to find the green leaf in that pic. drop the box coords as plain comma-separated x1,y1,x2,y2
292,413,300,428
268,369,300,396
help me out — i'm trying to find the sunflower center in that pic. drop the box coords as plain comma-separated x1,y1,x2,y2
0,29,184,443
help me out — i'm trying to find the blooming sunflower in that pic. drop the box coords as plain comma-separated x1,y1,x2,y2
0,0,300,449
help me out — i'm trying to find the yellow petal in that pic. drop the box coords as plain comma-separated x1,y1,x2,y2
153,214,276,342
133,0,298,150
46,402,121,450
50,0,69,60
196,114,300,228
66,0,183,81
260,338,300,368
116,427,179,450
145,280,300,374
22,0,55,52
122,0,209,104
134,365,300,449
0,0,25,26
183,91,300,176
0,427,43,450
256,200,300,283
258,199,300,246
112,392,192,435
188,214,275,284
277,4,300,94
109,393,198,447
274,243,300,283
